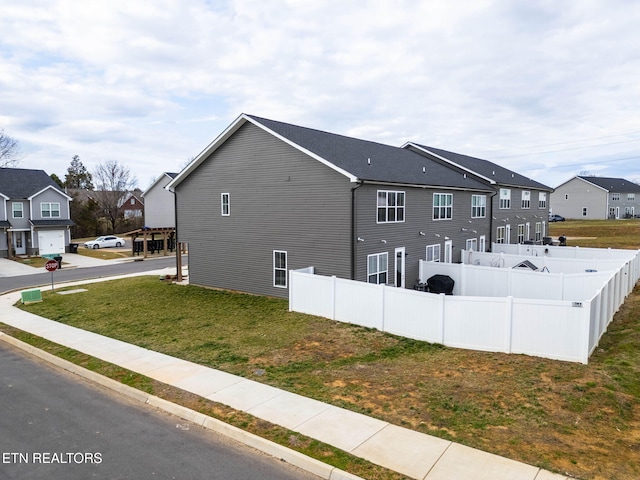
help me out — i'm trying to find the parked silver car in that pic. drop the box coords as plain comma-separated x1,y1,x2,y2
83,236,125,249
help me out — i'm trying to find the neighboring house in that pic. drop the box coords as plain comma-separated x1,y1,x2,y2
167,114,548,299
404,144,554,246
142,172,178,228
550,176,640,220
118,190,144,219
0,167,73,257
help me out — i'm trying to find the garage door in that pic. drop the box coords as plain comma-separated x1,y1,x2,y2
38,230,65,256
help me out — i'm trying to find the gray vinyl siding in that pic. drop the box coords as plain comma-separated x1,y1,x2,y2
354,185,492,287
31,189,70,221
175,122,353,298
491,187,550,244
550,178,607,219
8,200,29,230
144,179,175,228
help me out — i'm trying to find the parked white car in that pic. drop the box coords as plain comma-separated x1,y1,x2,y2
83,236,125,249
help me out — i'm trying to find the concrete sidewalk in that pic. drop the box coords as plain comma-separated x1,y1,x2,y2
0,274,572,480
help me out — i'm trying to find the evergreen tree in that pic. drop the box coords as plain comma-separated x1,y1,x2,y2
65,155,94,189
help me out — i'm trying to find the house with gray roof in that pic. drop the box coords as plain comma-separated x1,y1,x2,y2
404,144,554,245
0,167,73,258
550,175,640,219
167,114,553,298
142,172,178,228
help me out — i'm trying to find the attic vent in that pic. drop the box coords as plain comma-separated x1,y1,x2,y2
512,173,514,178
423,166,426,173
492,171,495,175
367,157,371,165
463,173,467,178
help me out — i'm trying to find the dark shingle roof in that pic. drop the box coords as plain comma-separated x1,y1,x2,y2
0,167,63,199
578,176,640,193
247,115,492,191
411,144,553,191
30,219,75,227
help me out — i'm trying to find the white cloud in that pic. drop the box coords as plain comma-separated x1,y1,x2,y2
0,0,639,188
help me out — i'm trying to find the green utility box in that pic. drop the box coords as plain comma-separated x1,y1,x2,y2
21,289,42,304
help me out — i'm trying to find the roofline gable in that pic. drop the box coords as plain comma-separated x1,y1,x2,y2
403,142,497,185
167,114,358,191
143,172,176,196
28,184,72,201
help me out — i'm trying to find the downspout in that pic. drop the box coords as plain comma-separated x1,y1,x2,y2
488,189,498,249
172,186,182,282
351,181,363,280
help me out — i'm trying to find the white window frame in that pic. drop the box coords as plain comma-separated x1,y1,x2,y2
499,189,511,209
521,191,531,209
496,226,506,244
538,192,547,208
535,222,542,242
41,202,60,218
377,190,405,223
479,235,486,252
367,252,388,284
426,244,441,262
612,193,620,201
471,195,486,218
628,193,635,201
517,224,525,243
221,193,230,216
12,202,23,218
273,250,287,288
433,193,453,220
465,238,477,251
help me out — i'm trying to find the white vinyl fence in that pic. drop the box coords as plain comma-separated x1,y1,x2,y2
289,246,640,364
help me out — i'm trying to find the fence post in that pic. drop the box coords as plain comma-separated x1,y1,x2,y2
380,283,386,332
331,275,337,320
461,263,466,296
579,299,592,364
560,272,565,300
505,296,513,353
439,293,446,345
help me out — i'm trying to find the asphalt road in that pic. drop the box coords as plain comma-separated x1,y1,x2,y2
0,342,319,480
0,256,181,295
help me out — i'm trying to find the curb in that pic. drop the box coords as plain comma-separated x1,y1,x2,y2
0,332,364,480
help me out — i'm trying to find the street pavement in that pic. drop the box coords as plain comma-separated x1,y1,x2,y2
0,255,574,480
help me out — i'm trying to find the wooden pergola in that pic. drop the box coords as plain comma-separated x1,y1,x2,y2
123,227,176,258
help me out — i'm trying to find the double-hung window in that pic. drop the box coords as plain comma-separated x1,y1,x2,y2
496,226,506,244
499,189,511,209
41,202,60,218
538,192,547,208
377,191,405,223
367,252,388,284
433,193,453,220
12,202,23,218
465,238,477,251
426,244,441,262
612,193,620,201
471,195,486,218
628,193,635,201
221,193,230,216
521,191,530,209
273,250,287,288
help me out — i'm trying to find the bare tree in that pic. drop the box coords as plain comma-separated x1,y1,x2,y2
92,160,137,233
0,129,21,167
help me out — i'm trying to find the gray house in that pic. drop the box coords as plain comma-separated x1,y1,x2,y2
142,172,178,228
404,144,553,245
550,176,640,220
170,114,546,298
0,167,73,257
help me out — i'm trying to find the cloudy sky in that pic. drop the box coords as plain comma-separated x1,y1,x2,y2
1,0,639,190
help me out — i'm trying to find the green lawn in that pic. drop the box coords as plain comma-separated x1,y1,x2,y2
7,220,640,480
